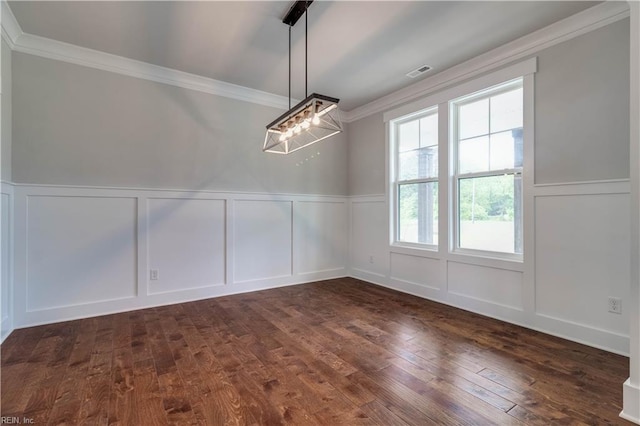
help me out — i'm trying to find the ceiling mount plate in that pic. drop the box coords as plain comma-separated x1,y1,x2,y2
283,1,313,26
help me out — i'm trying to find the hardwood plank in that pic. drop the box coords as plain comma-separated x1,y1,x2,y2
269,338,377,407
248,302,359,377
157,371,199,425
348,370,450,425
47,399,83,425
191,348,252,425
77,319,114,426
1,325,46,365
107,346,135,425
129,358,167,426
0,278,632,425
359,399,413,426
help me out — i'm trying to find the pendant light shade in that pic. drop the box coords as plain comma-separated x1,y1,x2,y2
264,93,342,154
263,1,342,154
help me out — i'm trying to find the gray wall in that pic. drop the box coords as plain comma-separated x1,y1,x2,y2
1,39,11,182
347,19,630,194
12,53,348,195
535,19,629,184
347,112,385,195
10,18,629,194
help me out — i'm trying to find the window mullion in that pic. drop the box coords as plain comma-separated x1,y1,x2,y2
456,168,521,180
398,177,438,185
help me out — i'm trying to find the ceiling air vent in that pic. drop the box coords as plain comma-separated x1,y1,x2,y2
406,65,432,78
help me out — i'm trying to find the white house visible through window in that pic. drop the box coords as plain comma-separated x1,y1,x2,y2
395,109,438,246
452,79,523,255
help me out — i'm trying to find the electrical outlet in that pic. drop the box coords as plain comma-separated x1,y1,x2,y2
150,269,159,281
608,297,622,314
369,255,374,264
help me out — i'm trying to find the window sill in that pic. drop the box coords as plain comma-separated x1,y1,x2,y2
390,243,439,258
389,244,524,272
448,249,524,272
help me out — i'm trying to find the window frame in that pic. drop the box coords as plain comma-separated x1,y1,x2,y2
450,79,525,261
390,106,439,250
385,57,536,268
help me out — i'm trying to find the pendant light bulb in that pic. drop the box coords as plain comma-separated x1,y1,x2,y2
312,114,320,125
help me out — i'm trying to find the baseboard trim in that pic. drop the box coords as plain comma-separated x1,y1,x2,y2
622,378,640,424
347,273,630,356
15,272,348,330
1,317,13,344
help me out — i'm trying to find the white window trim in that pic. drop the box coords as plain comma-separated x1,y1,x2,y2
385,57,536,270
450,77,525,261
384,57,537,123
390,107,439,251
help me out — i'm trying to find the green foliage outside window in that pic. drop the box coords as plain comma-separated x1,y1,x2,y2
399,184,438,222
459,175,515,222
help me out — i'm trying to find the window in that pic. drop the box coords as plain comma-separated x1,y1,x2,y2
452,79,523,256
388,59,534,260
393,109,438,246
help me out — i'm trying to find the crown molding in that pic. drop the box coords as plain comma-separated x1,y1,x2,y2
1,0,21,49
0,1,630,117
342,1,631,123
1,2,292,111
16,32,293,109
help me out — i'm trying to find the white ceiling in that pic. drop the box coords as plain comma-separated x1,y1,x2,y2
8,1,599,111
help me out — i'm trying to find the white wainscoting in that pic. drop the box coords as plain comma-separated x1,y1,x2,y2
3,180,632,355
233,199,293,283
390,252,440,292
26,195,138,311
296,200,347,276
349,180,631,355
349,196,389,278
1,182,14,342
9,184,348,329
147,197,226,294
447,262,524,311
535,192,630,335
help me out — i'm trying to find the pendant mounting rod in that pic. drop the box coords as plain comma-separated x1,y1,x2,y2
283,0,313,26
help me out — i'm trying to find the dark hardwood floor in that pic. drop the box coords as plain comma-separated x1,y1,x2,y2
1,278,632,425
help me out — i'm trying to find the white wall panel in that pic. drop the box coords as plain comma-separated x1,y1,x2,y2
233,200,292,283
390,252,440,290
535,193,630,334
1,190,12,341
296,201,347,274
7,185,346,328
26,195,137,311
350,200,388,276
448,261,523,310
147,198,225,294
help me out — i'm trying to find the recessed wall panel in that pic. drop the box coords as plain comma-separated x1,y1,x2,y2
147,198,226,294
390,253,440,290
233,200,292,283
351,200,388,275
297,201,347,274
448,262,523,310
26,196,137,311
535,194,629,334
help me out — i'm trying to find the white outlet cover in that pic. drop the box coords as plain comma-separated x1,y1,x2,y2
608,297,622,314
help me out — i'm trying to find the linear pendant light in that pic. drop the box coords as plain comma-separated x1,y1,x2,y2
263,0,342,154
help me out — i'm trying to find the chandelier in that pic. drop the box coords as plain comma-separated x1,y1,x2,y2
263,1,342,154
